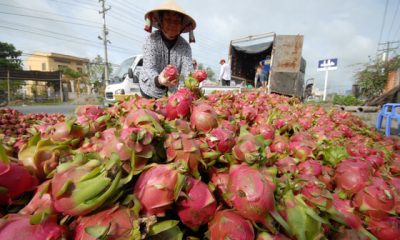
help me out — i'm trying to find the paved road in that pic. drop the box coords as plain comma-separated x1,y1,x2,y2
1,104,84,115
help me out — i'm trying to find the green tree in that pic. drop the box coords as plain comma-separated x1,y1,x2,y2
356,55,400,100
0,42,23,70
89,55,113,83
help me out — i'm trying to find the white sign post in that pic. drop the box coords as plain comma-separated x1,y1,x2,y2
317,58,338,101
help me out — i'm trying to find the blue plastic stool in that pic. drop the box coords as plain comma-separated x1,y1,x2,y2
375,103,400,136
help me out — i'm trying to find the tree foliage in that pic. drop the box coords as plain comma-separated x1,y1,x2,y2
356,55,400,100
0,42,23,70
89,55,113,83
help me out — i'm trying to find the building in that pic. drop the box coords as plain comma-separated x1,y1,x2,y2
26,52,90,98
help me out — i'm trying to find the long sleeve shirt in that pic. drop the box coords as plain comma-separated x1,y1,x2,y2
139,30,193,99
219,63,231,81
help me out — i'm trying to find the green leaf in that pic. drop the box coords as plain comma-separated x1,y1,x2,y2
85,224,111,238
0,144,9,164
148,220,180,236
320,145,348,166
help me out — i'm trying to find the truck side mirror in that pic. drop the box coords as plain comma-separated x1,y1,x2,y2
128,68,134,79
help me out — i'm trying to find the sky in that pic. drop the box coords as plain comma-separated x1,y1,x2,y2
1,0,399,94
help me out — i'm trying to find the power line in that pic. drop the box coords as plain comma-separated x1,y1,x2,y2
388,0,400,40
0,25,133,54
0,2,100,25
0,11,100,28
378,0,389,47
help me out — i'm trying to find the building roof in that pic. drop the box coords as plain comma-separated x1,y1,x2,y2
31,52,89,63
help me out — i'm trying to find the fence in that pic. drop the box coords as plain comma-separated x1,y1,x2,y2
0,70,63,105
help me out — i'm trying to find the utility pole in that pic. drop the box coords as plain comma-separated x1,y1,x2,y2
99,0,111,85
377,41,399,63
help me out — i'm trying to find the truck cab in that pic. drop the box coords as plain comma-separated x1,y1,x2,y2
104,55,143,105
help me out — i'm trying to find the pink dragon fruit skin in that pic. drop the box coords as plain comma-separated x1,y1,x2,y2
74,206,136,240
297,160,322,176
0,214,66,240
190,103,218,133
134,164,182,217
207,128,235,153
177,177,217,230
164,64,178,81
0,162,38,205
353,178,395,218
19,180,55,215
227,164,275,227
208,210,255,240
334,158,371,195
367,217,400,240
192,69,208,82
166,88,193,120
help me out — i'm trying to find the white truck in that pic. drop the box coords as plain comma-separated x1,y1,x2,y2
104,55,143,106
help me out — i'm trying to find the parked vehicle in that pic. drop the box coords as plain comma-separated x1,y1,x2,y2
104,55,143,106
229,32,307,99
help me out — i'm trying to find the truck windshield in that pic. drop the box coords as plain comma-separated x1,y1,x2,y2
110,57,135,83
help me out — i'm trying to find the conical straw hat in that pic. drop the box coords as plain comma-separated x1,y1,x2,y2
144,0,196,33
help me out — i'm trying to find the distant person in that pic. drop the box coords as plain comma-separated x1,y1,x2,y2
192,59,198,70
259,56,271,89
254,63,263,88
139,0,196,99
219,59,231,86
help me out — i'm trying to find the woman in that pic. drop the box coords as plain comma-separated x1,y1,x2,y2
140,0,196,99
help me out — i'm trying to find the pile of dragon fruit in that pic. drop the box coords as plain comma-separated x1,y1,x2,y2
1,88,400,239
0,108,64,156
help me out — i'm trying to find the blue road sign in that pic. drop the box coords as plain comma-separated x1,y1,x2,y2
317,58,338,71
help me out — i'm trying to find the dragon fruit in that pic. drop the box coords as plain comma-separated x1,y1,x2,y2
208,210,255,240
192,69,208,82
232,133,264,164
164,64,178,81
80,128,131,161
51,153,124,216
190,103,218,133
206,128,235,153
297,160,323,176
123,109,164,137
166,88,193,120
74,205,138,240
177,177,217,230
165,132,202,177
0,214,66,240
0,144,38,205
133,164,185,217
18,137,69,179
0,162,38,205
353,178,395,218
367,217,400,240
283,191,326,240
269,135,289,154
227,164,289,232
209,167,231,206
334,158,371,195
326,194,376,239
19,181,55,215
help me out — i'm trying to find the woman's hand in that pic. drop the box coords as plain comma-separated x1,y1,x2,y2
158,67,179,87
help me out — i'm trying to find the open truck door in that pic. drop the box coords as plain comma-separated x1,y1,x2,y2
229,33,306,99
269,35,306,98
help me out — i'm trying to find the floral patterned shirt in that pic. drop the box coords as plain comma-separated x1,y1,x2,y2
139,30,193,98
